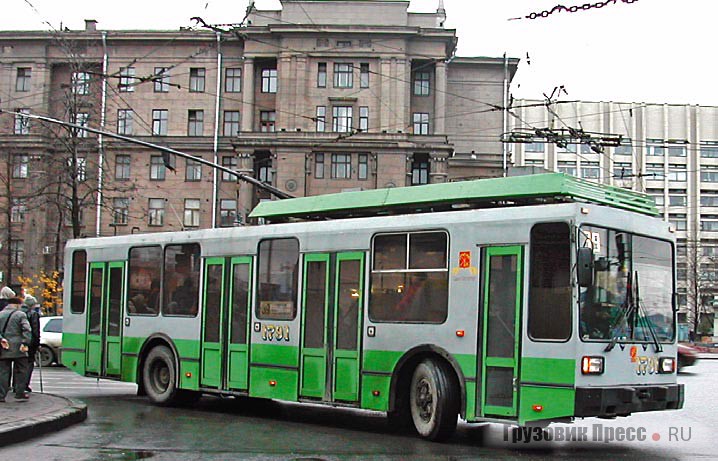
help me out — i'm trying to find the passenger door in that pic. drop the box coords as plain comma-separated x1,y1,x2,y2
200,258,226,388
299,252,364,402
480,246,523,417
226,257,252,390
85,261,124,376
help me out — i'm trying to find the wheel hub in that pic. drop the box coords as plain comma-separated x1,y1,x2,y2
415,378,433,422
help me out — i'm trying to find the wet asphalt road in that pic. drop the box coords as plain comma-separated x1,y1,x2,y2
1,360,716,460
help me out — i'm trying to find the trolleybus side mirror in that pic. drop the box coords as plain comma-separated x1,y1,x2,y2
577,247,594,287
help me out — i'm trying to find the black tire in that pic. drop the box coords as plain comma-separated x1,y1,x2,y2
409,359,459,442
37,346,55,367
143,345,181,406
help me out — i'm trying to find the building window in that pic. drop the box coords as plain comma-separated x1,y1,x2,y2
12,155,28,179
670,214,687,231
613,162,632,178
260,111,276,132
414,71,430,96
332,106,353,133
702,168,718,183
557,143,577,153
581,161,600,180
360,63,369,88
72,157,87,182
72,72,90,95
10,240,24,267
14,109,30,135
336,40,352,48
316,106,326,132
189,68,205,93
115,155,131,180
154,67,170,92
16,68,31,92
221,156,237,181
117,109,133,135
557,161,577,176
185,157,202,181
315,153,324,179
225,68,241,92
316,38,329,47
646,138,665,156
358,153,368,180
333,63,353,88
152,109,168,135
219,199,237,227
359,106,369,132
413,112,429,135
644,163,664,179
615,138,632,155
648,189,664,206
223,111,240,136
184,199,200,227
702,142,718,158
667,164,687,182
331,153,351,179
358,39,371,48
317,62,327,88
261,68,277,93
524,142,544,153
113,198,129,225
668,142,687,157
10,199,26,223
188,110,204,136
148,198,165,226
73,112,89,138
119,67,135,92
150,156,165,180
412,153,429,185
669,192,687,207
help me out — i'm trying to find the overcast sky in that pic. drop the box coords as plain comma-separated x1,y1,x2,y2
5,0,714,105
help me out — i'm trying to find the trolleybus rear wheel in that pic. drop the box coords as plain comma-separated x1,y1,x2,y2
143,345,180,406
409,359,459,442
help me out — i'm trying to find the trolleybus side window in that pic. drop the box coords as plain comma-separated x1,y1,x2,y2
369,231,448,323
528,222,571,340
128,246,162,316
71,250,87,314
257,238,299,320
163,243,201,316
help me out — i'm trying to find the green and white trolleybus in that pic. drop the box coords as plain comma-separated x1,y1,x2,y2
62,173,683,441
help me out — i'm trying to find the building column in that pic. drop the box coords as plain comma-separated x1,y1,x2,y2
241,58,255,132
380,58,392,132
434,61,447,134
429,152,448,183
237,152,254,220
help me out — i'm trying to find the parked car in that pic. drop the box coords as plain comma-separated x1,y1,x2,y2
677,343,699,371
37,316,63,367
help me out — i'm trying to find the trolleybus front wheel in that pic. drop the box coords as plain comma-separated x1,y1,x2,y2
143,345,199,406
409,359,459,442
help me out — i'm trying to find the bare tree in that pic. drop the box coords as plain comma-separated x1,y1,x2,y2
682,240,717,339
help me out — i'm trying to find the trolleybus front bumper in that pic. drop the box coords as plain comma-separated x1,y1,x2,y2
574,384,684,418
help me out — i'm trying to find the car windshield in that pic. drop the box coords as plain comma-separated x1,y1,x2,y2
579,226,674,342
44,318,63,333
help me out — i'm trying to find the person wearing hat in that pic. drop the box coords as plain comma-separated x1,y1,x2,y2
15,295,40,393
0,297,31,401
0,286,16,310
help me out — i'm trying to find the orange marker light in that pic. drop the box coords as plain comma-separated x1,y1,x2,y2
456,330,465,337
532,404,543,412
372,390,381,397
185,372,192,378
269,380,277,387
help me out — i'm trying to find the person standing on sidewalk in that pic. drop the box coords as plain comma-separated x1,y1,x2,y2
0,286,15,310
0,297,32,402
17,295,40,393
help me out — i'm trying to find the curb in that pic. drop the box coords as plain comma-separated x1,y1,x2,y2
0,395,87,447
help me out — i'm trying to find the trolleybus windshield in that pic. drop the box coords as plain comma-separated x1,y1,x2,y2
579,226,674,343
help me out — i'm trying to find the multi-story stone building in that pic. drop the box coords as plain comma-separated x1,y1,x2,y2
0,1,516,287
511,99,718,338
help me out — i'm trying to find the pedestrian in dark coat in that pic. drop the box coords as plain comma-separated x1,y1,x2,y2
0,297,31,402
17,295,40,393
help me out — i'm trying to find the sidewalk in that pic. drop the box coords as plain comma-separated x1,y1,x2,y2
0,392,87,446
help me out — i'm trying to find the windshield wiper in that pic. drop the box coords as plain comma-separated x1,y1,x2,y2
633,273,663,353
604,271,634,352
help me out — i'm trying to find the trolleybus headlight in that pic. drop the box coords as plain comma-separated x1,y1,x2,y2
581,356,604,375
659,357,676,373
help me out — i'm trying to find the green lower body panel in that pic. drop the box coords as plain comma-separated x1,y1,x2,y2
250,366,298,401
360,375,391,411
518,357,576,425
61,332,86,375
